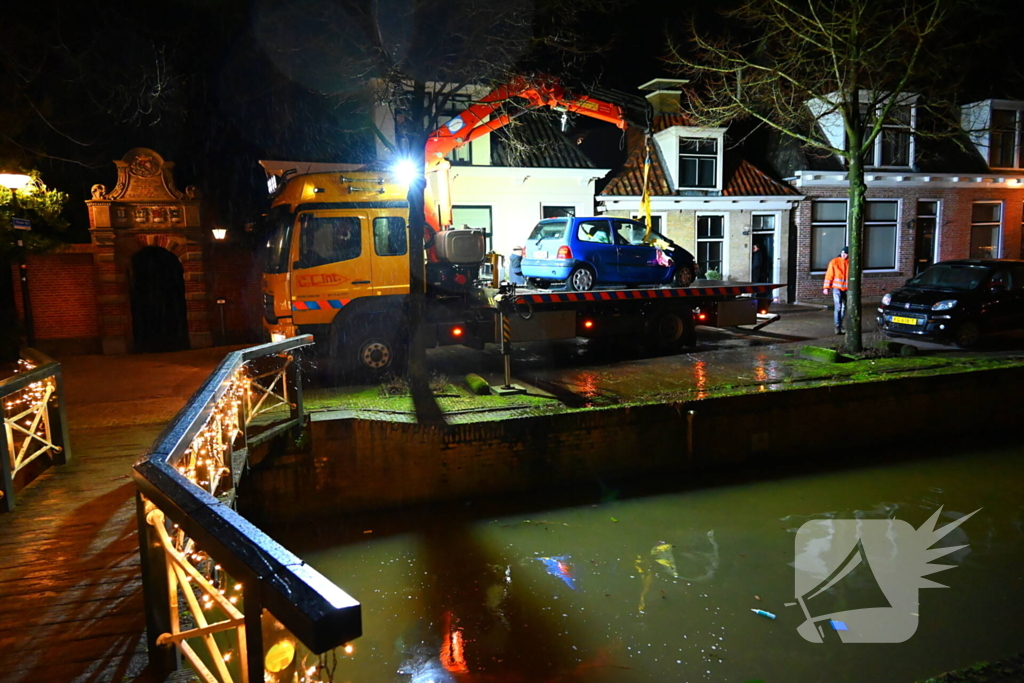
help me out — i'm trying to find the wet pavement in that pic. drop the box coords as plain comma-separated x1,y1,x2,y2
419,301,1024,409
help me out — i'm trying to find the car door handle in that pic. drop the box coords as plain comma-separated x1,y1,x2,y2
353,280,371,284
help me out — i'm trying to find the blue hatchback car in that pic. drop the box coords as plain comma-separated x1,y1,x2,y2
520,217,696,291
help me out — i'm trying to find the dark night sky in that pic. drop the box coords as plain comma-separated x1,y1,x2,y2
2,0,1023,242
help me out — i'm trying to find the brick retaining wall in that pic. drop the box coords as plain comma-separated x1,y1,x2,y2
241,366,1024,521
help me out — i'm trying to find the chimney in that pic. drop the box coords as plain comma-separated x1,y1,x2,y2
638,78,690,116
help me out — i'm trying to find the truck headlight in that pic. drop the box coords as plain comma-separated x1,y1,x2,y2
932,299,958,311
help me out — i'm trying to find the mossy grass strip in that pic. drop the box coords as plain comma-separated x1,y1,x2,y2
799,345,844,363
465,373,491,395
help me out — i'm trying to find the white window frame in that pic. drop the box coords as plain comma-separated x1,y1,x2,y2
863,199,900,270
809,199,900,272
695,212,729,277
631,211,669,234
970,200,1003,259
751,211,781,284
915,198,942,267
810,200,848,272
867,103,916,168
989,109,1023,170
654,127,726,192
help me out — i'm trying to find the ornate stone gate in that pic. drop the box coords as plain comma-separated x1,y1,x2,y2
86,148,213,353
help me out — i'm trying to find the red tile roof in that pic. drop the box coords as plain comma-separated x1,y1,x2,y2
600,120,800,198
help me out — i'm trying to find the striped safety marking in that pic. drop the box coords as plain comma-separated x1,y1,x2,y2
292,299,351,311
514,285,780,305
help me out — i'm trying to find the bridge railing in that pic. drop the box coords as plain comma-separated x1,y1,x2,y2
133,336,361,683
1,349,72,513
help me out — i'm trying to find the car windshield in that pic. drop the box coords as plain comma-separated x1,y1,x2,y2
528,220,567,241
908,264,989,290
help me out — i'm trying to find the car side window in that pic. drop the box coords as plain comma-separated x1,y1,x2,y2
989,268,1011,289
577,220,612,244
1011,266,1024,290
614,220,647,246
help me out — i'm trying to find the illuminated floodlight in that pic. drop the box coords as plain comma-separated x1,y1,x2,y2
393,159,418,184
0,173,33,190
211,227,227,240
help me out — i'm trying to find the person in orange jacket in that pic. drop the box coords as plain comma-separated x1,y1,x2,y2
823,246,849,334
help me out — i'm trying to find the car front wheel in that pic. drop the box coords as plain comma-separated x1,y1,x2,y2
954,321,982,349
566,266,596,291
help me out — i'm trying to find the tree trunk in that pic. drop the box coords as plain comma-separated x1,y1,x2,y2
846,154,866,353
404,139,444,426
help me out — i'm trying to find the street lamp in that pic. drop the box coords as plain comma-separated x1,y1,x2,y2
1,173,37,348
0,174,32,191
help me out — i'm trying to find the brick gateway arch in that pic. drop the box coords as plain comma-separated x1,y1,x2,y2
86,148,213,353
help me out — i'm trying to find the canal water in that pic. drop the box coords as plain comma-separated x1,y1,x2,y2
278,445,1024,683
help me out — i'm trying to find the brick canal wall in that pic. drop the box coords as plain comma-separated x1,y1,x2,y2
241,366,1024,521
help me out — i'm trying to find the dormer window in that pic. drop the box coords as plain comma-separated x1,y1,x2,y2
679,137,718,188
990,109,1021,168
961,99,1024,170
878,104,912,166
864,103,914,168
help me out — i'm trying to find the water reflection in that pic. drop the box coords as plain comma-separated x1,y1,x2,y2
693,360,708,399
294,447,1024,682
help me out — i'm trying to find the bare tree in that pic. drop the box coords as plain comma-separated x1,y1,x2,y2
257,0,610,420
670,0,972,352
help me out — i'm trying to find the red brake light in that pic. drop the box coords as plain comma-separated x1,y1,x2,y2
698,313,707,321
556,245,572,259
451,326,464,337
583,320,594,329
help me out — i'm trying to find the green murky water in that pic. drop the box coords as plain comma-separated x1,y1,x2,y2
286,447,1024,683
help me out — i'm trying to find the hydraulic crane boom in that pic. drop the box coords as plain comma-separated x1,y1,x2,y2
422,75,648,233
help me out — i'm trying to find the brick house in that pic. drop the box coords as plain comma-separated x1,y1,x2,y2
597,80,804,301
773,97,1024,303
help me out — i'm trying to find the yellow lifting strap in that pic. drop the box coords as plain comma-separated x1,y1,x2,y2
641,134,653,242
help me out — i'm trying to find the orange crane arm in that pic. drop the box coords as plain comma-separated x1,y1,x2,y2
423,75,638,233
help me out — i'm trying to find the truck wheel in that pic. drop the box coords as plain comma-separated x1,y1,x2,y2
566,266,595,292
650,311,687,352
673,266,695,287
333,319,407,379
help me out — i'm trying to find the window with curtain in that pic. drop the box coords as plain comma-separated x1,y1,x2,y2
810,201,847,271
970,202,1001,259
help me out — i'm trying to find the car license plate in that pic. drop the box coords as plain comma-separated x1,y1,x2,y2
534,251,548,260
890,315,920,325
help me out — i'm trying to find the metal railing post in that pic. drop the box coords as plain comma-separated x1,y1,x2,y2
244,586,265,683
49,365,71,466
288,353,304,439
136,492,179,678
1,422,14,513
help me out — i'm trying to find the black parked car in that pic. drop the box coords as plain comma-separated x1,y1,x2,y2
877,259,1024,348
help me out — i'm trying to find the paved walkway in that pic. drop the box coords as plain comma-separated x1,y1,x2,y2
0,347,234,683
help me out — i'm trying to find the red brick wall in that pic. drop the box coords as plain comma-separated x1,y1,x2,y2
207,242,264,343
794,186,1024,302
11,252,100,341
